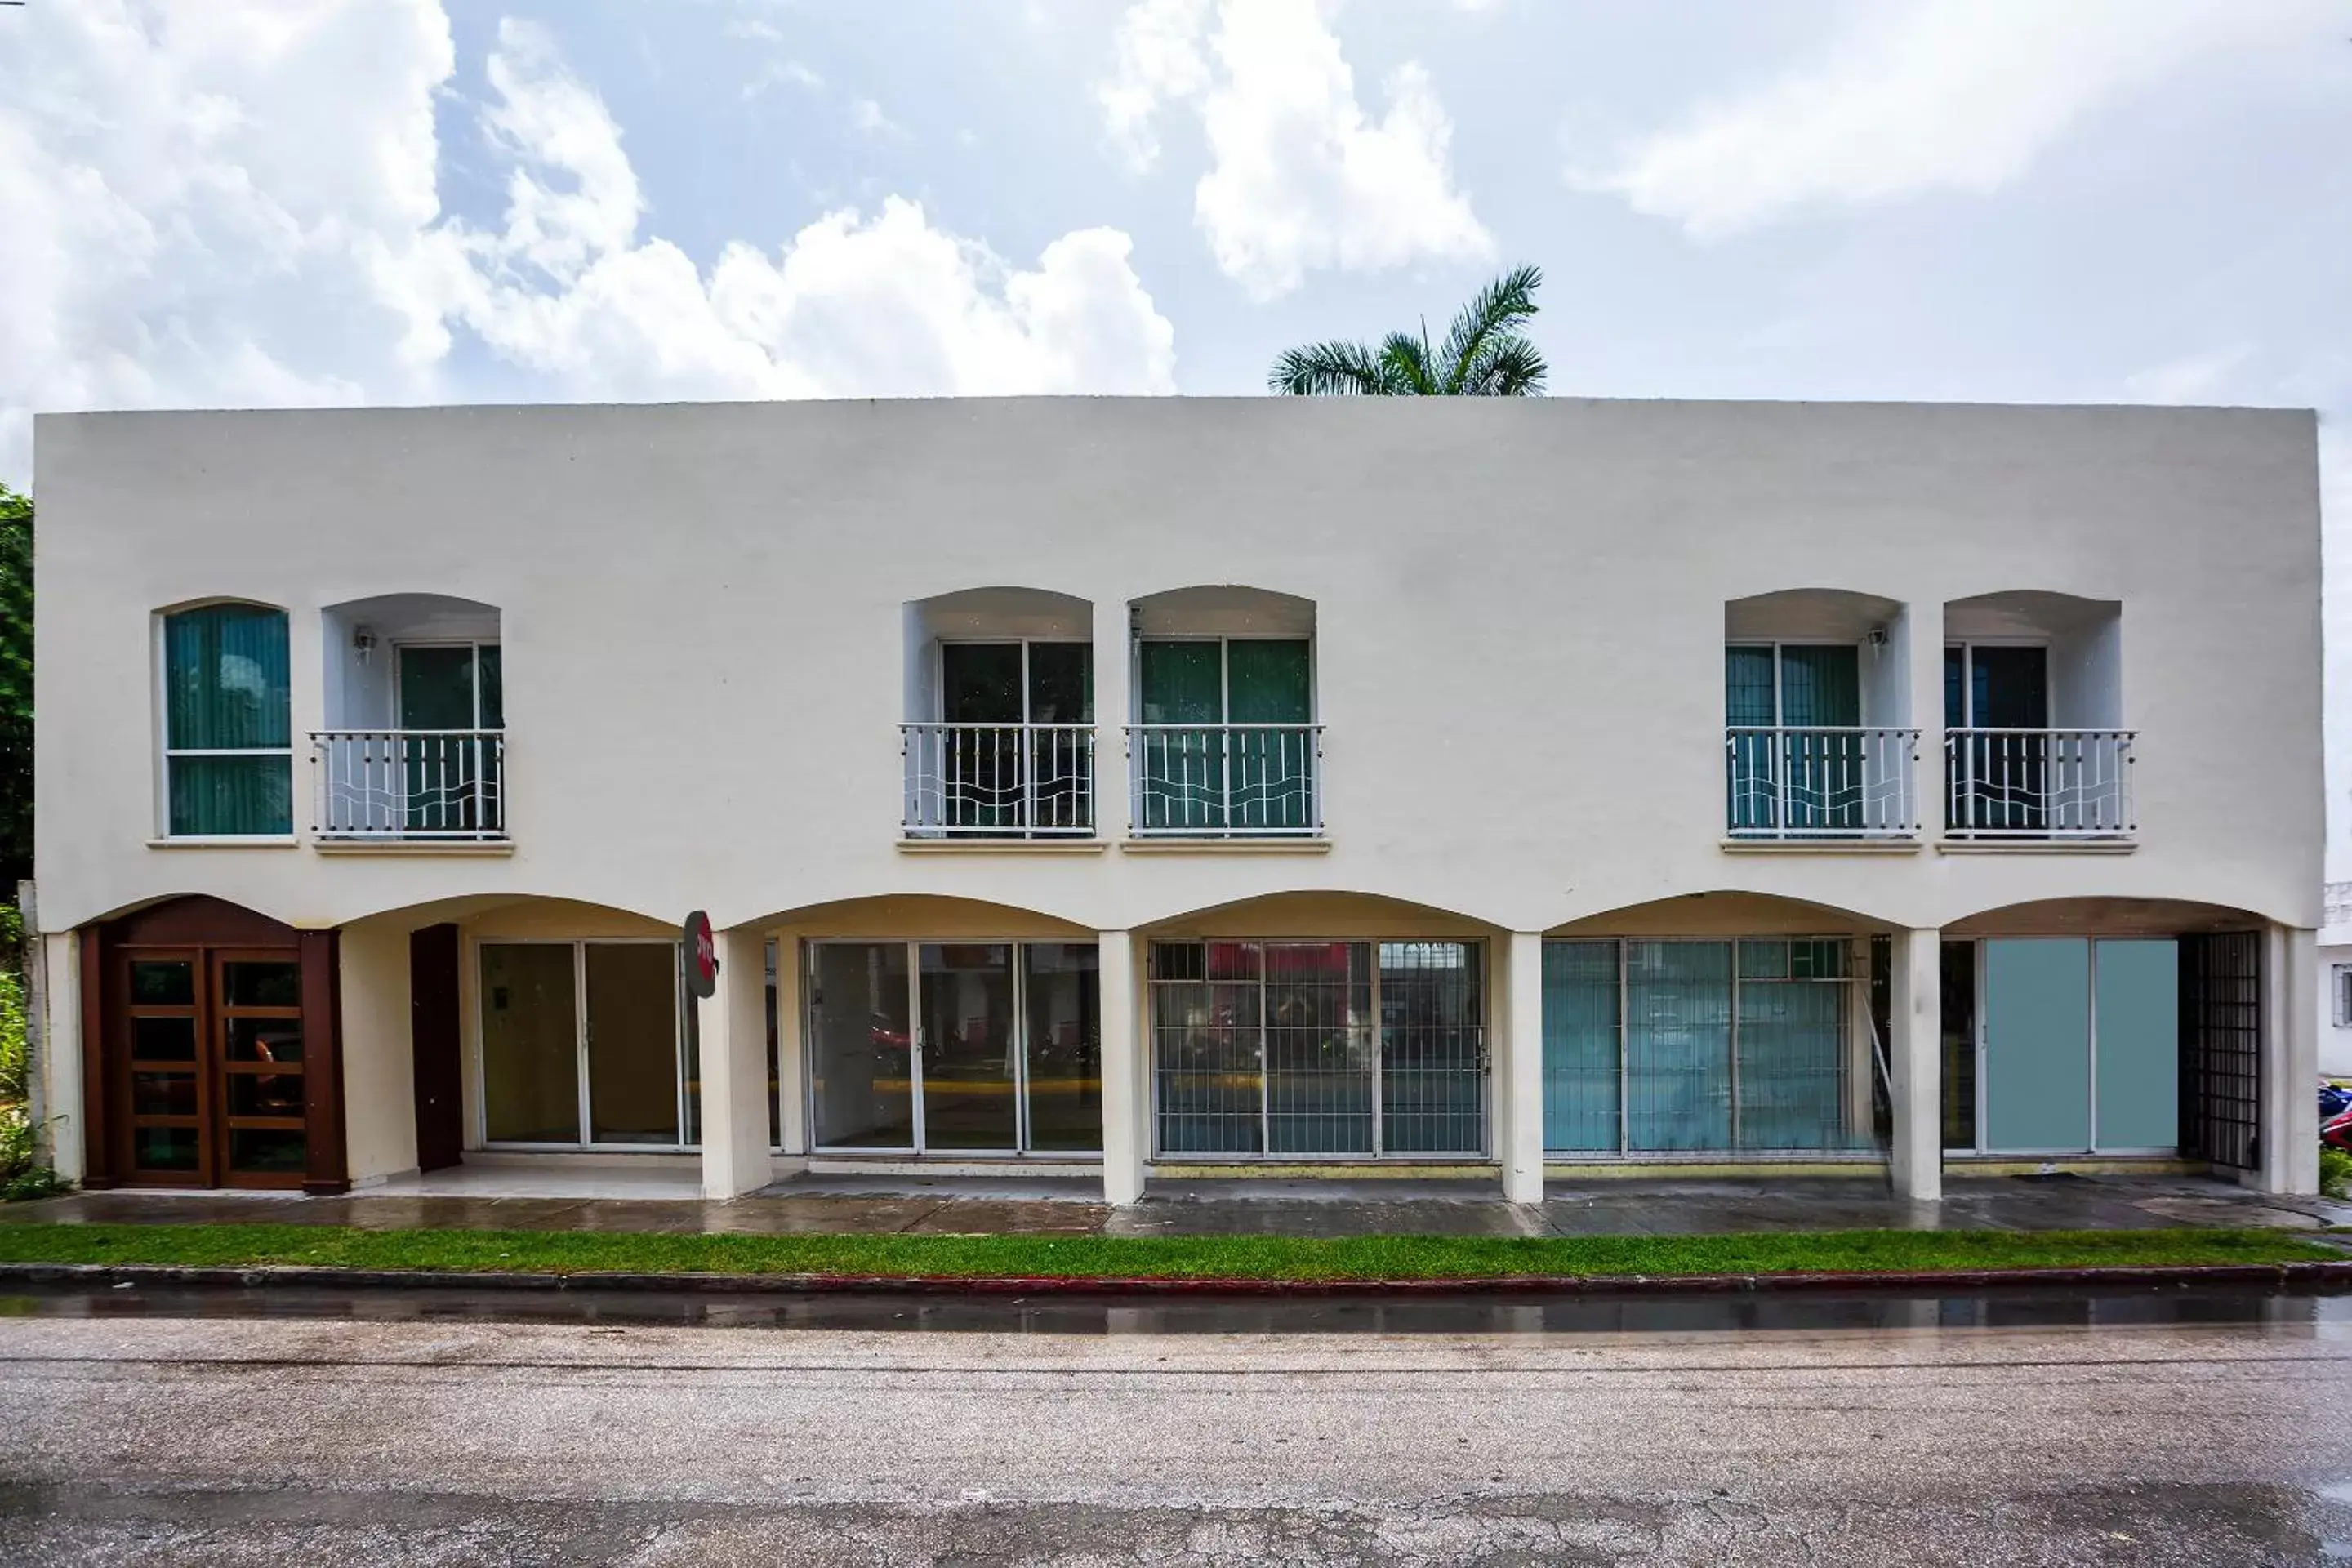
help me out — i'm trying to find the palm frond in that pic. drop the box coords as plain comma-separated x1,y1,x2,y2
1268,340,1395,396
1455,334,1548,397
1268,264,1548,396
1376,330,1438,395
1437,264,1543,393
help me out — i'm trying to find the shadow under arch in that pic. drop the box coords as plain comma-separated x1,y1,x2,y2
1137,888,1503,939
1544,889,1902,938
735,891,1098,940
1129,583,1315,638
334,891,678,938
1724,586,1904,642
1944,895,2271,938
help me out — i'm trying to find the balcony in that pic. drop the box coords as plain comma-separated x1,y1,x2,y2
311,729,506,841
902,722,1095,839
1944,728,2135,841
1128,724,1323,839
1725,726,1921,841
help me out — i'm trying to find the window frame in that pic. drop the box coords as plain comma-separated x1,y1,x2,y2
153,600,296,841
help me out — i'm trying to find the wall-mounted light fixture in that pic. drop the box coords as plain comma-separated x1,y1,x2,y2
353,627,376,664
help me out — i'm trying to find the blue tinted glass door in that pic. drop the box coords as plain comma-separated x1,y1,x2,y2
1984,938,2091,1152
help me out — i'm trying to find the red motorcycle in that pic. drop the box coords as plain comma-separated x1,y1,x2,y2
2323,1104,2352,1154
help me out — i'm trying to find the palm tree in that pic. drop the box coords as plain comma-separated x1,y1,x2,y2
1268,265,1548,397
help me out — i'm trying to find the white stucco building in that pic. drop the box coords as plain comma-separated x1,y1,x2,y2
28,397,2326,1202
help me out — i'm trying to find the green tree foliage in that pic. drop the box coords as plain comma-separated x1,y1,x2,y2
0,483,24,888
1268,265,1549,397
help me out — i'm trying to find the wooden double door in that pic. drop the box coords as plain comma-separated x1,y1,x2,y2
112,946,309,1187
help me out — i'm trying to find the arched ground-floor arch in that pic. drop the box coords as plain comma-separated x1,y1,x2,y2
76,894,344,1193
1536,892,1898,1179
1935,898,2297,1187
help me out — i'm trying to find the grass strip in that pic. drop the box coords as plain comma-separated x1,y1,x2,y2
0,1223,2336,1283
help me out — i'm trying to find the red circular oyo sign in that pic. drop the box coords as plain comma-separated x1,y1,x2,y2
683,910,718,999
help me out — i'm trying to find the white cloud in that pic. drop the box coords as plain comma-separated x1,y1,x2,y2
1580,0,2340,239
0,5,1176,478
1099,0,1490,300
850,97,904,139
0,0,458,476
423,24,1175,403
742,58,823,100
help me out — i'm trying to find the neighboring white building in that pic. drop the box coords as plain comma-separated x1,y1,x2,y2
2319,884,2352,1080
28,397,2326,1202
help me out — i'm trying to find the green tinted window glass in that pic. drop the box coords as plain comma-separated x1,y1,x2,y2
1026,643,1093,724
1227,640,1311,724
941,643,1023,724
1138,641,1223,724
478,644,504,728
165,604,290,750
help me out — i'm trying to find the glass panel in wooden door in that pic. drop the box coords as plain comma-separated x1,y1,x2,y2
481,942,581,1143
123,954,207,1182
585,942,681,1145
808,942,915,1149
215,955,305,1180
917,944,1018,1151
397,644,488,835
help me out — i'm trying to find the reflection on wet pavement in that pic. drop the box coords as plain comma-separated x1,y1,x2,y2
5,1279,2350,1335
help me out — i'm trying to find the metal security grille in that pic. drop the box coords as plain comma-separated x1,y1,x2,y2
2179,932,2261,1171
1149,940,1488,1159
1379,942,1486,1154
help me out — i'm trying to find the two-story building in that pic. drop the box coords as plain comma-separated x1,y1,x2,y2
29,397,2324,1204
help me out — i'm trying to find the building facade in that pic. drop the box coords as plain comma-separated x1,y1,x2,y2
29,397,2325,1202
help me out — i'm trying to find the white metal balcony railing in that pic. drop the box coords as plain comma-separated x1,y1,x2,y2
311,730,506,840
1129,724,1323,838
1725,727,1922,840
1944,728,2136,840
902,723,1096,838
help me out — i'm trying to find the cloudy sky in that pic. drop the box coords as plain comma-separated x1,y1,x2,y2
6,0,2350,808
7,0,2347,461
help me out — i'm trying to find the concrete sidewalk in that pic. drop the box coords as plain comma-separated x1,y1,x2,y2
8,1171,2348,1239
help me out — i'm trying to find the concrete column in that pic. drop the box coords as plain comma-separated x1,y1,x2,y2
699,928,773,1200
1888,927,1942,1201
2254,924,2319,1196
1501,932,1544,1204
1904,599,1945,839
773,936,807,1156
1098,930,1145,1205
39,932,82,1183
1094,599,1132,838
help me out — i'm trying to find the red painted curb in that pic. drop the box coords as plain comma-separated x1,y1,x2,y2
4,1258,2350,1297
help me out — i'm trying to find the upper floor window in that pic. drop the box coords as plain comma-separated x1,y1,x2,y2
1722,590,1916,842
317,595,506,841
902,588,1095,840
162,603,292,836
1942,592,2128,840
1129,585,1321,839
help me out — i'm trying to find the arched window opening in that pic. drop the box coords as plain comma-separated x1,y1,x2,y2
161,603,292,837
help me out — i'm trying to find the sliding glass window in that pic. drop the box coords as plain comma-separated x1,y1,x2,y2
805,940,1100,1155
1542,938,1871,1156
479,940,690,1149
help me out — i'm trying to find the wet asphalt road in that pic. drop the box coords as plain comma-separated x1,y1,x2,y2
4,1289,2352,1565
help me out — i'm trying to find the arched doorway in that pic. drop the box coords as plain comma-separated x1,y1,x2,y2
82,895,344,1192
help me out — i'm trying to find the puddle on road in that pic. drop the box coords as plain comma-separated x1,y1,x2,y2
3,1281,2350,1336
